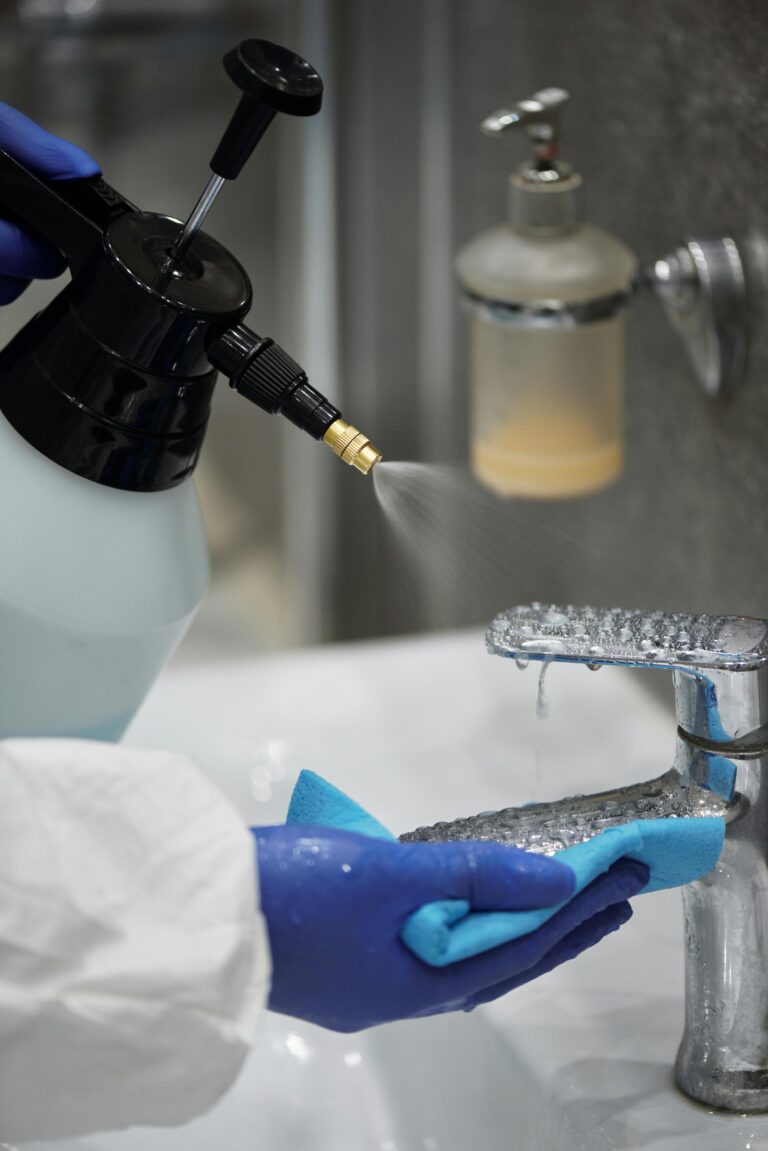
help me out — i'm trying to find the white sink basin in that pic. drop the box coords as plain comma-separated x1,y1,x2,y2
38,1011,517,1151
25,630,768,1149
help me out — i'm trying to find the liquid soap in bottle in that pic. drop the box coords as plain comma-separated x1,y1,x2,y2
456,89,636,499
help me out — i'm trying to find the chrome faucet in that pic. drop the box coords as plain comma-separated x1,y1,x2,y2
403,603,768,1113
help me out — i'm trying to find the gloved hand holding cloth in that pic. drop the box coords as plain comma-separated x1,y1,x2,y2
255,820,646,1032
253,766,723,1032
253,768,659,1032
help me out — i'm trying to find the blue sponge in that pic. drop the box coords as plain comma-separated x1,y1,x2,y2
287,770,724,967
288,768,395,840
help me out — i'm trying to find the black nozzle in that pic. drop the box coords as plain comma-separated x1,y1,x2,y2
208,324,339,438
211,40,323,180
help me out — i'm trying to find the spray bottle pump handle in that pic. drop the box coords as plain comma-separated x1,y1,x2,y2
210,39,323,180
0,150,134,272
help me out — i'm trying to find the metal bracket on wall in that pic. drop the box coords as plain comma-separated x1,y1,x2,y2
647,237,747,398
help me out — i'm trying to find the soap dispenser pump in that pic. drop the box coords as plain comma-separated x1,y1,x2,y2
0,40,381,741
456,89,636,499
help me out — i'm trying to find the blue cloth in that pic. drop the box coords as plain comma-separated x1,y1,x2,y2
287,770,724,967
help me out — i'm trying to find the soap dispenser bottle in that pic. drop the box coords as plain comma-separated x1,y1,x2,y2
0,40,381,742
456,89,636,499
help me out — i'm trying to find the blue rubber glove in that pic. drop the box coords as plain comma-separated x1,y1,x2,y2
254,825,649,1033
0,103,100,303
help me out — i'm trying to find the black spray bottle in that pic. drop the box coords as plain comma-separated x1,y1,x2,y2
0,40,381,739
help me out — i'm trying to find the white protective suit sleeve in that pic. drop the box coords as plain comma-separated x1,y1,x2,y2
0,738,271,1142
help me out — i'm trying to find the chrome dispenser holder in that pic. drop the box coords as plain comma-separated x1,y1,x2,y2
648,237,747,397
479,88,749,399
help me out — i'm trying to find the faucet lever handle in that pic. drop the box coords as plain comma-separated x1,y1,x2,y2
487,604,768,673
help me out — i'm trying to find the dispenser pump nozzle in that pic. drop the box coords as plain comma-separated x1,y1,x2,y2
480,88,581,233
480,87,570,173
169,39,323,265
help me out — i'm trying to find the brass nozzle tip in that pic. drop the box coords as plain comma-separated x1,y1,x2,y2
323,419,383,475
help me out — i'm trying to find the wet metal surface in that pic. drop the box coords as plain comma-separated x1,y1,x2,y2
487,603,768,673
400,768,729,853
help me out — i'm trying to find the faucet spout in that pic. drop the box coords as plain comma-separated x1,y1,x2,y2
401,767,731,853
417,603,768,1112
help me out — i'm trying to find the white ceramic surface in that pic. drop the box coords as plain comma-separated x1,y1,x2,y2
25,630,768,1149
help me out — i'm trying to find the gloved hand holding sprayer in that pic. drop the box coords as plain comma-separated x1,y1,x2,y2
0,104,648,1140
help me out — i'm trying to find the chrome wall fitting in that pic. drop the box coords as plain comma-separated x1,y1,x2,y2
647,236,747,397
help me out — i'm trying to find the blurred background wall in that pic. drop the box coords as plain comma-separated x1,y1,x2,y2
327,0,768,642
1,0,767,659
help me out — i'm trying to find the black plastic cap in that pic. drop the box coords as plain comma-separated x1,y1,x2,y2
224,40,323,116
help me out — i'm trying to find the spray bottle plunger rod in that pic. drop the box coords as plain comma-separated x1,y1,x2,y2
168,39,324,268
168,174,225,265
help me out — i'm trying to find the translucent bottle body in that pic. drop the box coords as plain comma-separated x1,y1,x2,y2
0,411,209,740
457,221,636,500
469,312,625,498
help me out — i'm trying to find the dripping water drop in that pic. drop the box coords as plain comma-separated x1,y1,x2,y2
537,659,552,720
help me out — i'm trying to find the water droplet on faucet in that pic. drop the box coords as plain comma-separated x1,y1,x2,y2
522,637,565,653
586,644,604,671
541,609,568,626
